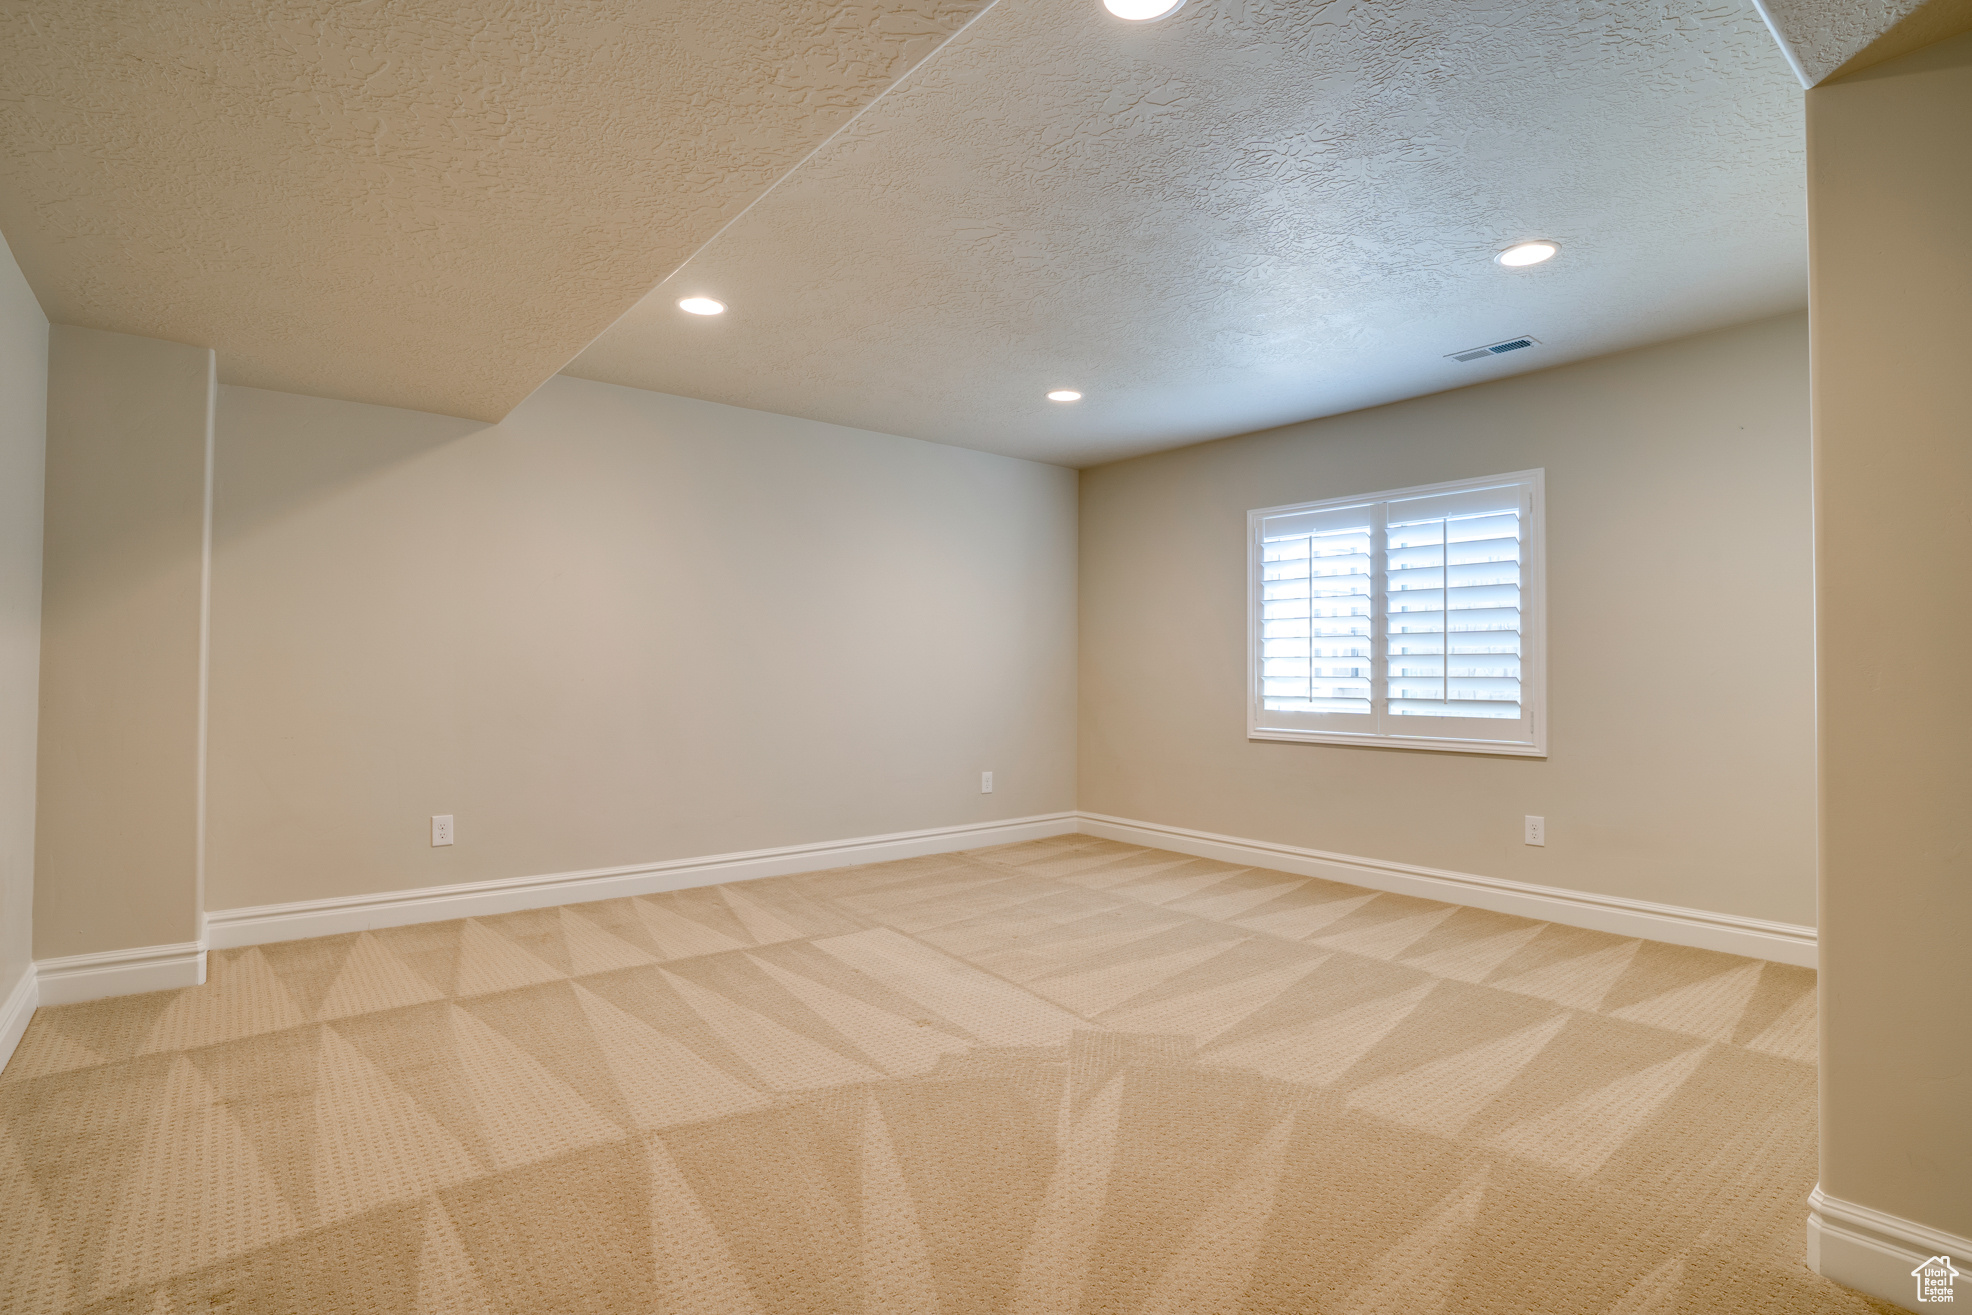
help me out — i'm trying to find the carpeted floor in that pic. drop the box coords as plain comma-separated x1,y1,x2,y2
1,835,1890,1314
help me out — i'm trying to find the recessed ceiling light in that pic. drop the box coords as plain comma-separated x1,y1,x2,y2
1047,389,1082,402
1103,0,1184,19
1496,241,1559,268
677,297,726,315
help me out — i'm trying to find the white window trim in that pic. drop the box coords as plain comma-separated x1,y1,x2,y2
1247,469,1546,758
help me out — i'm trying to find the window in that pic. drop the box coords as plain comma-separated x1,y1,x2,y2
1249,470,1545,755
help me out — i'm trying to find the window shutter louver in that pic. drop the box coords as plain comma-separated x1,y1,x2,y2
1250,471,1543,755
1260,507,1373,715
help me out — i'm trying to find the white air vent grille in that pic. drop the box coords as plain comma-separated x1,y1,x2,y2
1447,335,1540,363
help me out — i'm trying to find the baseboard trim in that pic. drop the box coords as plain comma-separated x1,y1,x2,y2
1075,812,1818,967
1809,1185,1972,1311
35,939,208,1006
208,812,1080,949
78,806,1811,997
0,966,36,1074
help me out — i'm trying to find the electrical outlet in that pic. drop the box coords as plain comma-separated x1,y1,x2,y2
980,771,994,794
431,814,454,847
1524,815,1545,847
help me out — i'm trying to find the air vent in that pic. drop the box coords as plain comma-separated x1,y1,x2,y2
1447,335,1540,363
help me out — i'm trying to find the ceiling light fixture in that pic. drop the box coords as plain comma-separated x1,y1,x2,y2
1496,241,1559,268
1103,0,1184,20
677,297,726,315
1047,390,1082,402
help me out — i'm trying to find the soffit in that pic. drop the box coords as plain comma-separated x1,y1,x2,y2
0,0,988,420
1751,0,1972,85
568,0,1810,467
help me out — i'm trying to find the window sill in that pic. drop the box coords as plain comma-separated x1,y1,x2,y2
1248,728,1546,758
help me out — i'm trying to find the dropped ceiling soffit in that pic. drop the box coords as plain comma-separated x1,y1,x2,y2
1749,0,1972,86
0,0,990,421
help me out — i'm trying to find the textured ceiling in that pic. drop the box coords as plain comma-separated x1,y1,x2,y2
0,0,1819,461
1750,0,1972,84
0,0,989,420
569,0,1811,466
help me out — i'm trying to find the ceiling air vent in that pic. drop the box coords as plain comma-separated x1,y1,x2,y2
1447,335,1540,363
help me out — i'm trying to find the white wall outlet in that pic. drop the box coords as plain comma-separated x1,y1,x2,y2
980,771,993,794
431,814,454,847
1524,815,1545,847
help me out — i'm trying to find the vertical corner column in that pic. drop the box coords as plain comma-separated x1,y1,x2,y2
1806,27,1972,1311
33,326,215,1002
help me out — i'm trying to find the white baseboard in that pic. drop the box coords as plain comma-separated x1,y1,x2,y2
208,812,1080,949
0,965,36,1075
1809,1185,1972,1311
1076,812,1818,967
34,939,207,1006
65,807,1812,1004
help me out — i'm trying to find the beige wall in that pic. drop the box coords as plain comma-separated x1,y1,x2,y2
1080,313,1815,927
36,327,211,958
1809,28,1972,1253
0,233,47,995
205,376,1077,911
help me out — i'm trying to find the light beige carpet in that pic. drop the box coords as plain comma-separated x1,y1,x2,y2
1,836,1890,1314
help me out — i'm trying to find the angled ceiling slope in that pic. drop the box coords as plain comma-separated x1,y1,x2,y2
0,0,990,420
1752,0,1972,84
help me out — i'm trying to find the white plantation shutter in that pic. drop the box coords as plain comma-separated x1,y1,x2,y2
1250,471,1543,755
1259,505,1374,719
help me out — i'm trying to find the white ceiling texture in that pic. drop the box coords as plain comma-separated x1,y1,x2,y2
0,0,1846,466
567,0,1811,465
